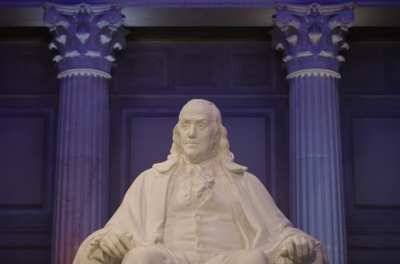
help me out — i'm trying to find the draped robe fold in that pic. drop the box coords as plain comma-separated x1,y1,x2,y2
73,158,329,264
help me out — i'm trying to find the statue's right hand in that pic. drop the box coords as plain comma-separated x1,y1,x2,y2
99,229,134,260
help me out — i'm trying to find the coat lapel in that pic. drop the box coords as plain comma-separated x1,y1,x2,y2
145,158,178,245
222,162,270,248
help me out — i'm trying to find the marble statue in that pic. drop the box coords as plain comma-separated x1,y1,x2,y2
73,99,329,264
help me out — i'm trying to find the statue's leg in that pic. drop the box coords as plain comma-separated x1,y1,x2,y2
221,250,270,264
122,247,173,264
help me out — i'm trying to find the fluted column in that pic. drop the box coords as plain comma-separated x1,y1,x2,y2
270,3,356,264
42,3,128,264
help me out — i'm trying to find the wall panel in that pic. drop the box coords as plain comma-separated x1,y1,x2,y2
111,44,285,95
228,47,276,92
0,47,12,92
0,109,55,214
340,47,385,92
352,117,400,206
113,47,171,93
0,109,56,264
0,117,44,206
340,96,400,263
175,47,223,91
0,46,58,94
390,48,400,92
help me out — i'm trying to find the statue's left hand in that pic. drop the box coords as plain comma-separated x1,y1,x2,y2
279,235,315,263
99,230,134,260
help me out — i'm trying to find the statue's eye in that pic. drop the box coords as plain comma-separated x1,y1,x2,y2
181,123,189,129
197,124,205,129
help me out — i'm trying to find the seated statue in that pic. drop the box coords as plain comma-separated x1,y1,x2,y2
73,99,329,264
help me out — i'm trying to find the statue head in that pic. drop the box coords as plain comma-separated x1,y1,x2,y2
168,99,234,164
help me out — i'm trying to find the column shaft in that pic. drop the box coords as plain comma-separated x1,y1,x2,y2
43,3,127,263
53,75,109,264
289,74,346,264
270,3,357,263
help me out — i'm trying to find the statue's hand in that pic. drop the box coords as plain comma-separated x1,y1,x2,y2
99,229,134,260
279,235,315,263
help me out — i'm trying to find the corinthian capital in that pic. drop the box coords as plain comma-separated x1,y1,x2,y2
269,2,356,78
42,2,129,76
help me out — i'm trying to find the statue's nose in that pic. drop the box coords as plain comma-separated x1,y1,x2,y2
188,125,196,138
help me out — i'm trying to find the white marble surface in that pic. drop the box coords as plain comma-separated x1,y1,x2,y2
73,99,329,264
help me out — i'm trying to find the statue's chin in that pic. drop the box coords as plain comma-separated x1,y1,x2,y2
184,151,201,160
183,149,208,163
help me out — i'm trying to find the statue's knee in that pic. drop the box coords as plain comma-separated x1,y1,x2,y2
240,250,269,264
122,247,163,264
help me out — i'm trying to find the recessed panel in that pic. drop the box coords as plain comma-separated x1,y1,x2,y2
130,117,176,183
118,49,169,92
178,54,214,85
13,47,58,93
223,117,267,185
352,118,400,206
175,48,222,91
230,48,274,91
130,117,267,185
391,49,400,92
0,48,11,94
0,117,45,206
340,48,384,91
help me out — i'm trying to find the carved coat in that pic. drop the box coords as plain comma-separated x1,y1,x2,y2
73,158,328,264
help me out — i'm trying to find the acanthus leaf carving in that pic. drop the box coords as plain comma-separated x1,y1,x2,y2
42,2,129,75
100,34,112,44
297,51,313,58
340,43,350,50
286,35,299,45
335,55,345,62
49,42,58,50
331,34,343,44
283,55,294,63
55,34,67,44
327,9,355,31
113,42,122,50
85,51,101,57
42,6,70,31
76,32,91,44
318,51,333,57
53,55,63,62
269,2,356,76
274,7,302,31
276,43,285,51
104,55,115,62
65,51,81,58
308,32,322,45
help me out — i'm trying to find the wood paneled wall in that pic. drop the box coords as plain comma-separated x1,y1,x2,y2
339,43,400,263
0,43,58,262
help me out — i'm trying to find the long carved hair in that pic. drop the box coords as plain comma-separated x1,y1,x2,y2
167,99,235,164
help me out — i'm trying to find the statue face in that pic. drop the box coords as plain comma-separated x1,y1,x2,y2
178,102,216,164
